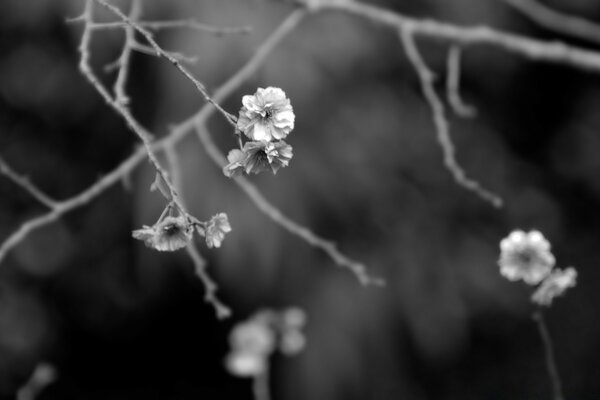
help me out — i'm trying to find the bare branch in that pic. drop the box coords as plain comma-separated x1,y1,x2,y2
446,45,477,118
79,0,184,210
0,156,57,209
195,122,385,287
113,0,141,105
129,42,198,64
503,0,600,46
87,20,252,35
0,9,305,266
185,240,232,319
400,27,503,208
94,0,237,126
313,1,600,73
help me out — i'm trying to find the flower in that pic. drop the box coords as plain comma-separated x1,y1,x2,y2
222,141,293,177
532,267,577,306
222,149,247,178
225,307,307,378
225,316,276,377
237,87,295,142
279,307,307,355
243,140,293,175
204,213,231,248
498,230,555,285
132,215,193,251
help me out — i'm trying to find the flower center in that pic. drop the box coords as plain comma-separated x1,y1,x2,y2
516,248,535,265
263,109,273,119
162,223,183,237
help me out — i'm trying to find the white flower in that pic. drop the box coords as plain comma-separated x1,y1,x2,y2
532,267,577,306
225,351,269,377
278,307,307,355
498,230,555,285
225,317,276,377
204,213,231,248
132,216,193,252
237,87,295,142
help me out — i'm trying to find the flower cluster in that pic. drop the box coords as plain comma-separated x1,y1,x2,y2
224,87,295,177
132,203,231,252
225,307,307,378
498,229,577,306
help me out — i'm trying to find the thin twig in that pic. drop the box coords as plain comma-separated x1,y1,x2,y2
252,366,271,400
185,244,232,319
0,156,57,209
503,0,600,46
533,310,565,400
446,45,477,117
129,42,198,64
0,10,305,266
400,27,503,207
86,19,252,35
79,0,184,210
164,140,230,319
94,0,237,126
113,0,141,105
313,1,600,73
195,122,385,287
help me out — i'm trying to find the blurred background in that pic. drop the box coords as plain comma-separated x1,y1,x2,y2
1,0,600,399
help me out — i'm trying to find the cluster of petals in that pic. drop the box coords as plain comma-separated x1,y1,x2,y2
498,230,555,285
498,229,577,306
237,87,295,142
223,141,293,177
132,209,231,252
532,267,577,306
132,215,194,252
224,87,295,177
197,213,232,248
225,307,307,377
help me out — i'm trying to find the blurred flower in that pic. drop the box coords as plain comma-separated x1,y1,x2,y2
498,230,555,285
132,215,193,251
225,307,307,378
222,149,247,178
237,87,295,142
532,267,577,306
225,316,275,377
223,141,293,177
203,213,231,248
279,307,307,355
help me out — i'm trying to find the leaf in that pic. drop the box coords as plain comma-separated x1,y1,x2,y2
150,172,172,201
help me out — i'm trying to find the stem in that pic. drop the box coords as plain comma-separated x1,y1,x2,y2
533,310,565,400
252,365,271,400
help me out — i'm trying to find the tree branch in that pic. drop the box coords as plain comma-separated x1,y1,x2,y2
94,0,237,126
313,0,600,73
0,156,57,209
446,45,477,118
399,27,503,207
503,0,600,46
0,9,305,267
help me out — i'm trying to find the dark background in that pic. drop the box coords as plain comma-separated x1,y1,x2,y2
1,0,600,399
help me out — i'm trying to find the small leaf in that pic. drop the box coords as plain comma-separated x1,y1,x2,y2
150,172,172,201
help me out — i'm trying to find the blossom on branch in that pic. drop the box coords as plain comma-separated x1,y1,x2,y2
498,230,555,285
201,213,232,248
532,267,578,306
225,314,276,377
237,87,295,142
132,215,194,252
225,307,307,378
223,140,293,177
